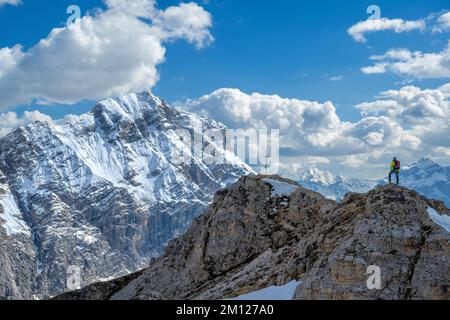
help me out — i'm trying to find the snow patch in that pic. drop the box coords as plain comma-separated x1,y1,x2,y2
263,179,299,197
0,193,31,236
75,230,99,245
230,281,300,300
427,207,450,233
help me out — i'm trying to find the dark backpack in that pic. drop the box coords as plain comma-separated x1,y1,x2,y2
394,160,401,170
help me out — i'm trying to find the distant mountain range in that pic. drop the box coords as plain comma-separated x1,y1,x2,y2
296,167,377,201
295,158,450,207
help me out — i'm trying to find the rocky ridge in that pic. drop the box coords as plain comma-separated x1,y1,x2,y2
56,176,449,300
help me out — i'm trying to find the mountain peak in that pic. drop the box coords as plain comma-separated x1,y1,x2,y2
411,157,437,168
93,90,163,121
0,90,253,299
299,167,336,185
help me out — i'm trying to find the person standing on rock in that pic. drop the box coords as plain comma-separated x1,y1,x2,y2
389,157,401,185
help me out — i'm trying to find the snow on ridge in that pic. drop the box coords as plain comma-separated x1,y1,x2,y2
263,179,299,197
94,90,163,122
230,281,300,300
427,207,450,233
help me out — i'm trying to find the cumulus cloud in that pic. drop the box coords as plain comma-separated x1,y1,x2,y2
187,89,360,159
435,146,450,157
353,85,450,160
185,84,450,175
349,11,450,42
356,85,450,124
438,82,450,97
186,88,349,157
433,12,450,33
187,88,341,131
361,43,450,78
0,111,52,137
104,0,157,17
150,2,214,48
0,0,213,111
356,100,401,117
348,17,425,43
340,155,366,168
353,12,450,80
0,0,21,7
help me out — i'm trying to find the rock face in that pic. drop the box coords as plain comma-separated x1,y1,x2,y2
0,91,252,299
0,171,36,300
56,176,449,300
295,189,449,300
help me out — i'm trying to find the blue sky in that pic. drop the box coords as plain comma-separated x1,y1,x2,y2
1,0,450,178
0,0,447,120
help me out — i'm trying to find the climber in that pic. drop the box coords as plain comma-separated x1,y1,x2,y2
389,157,401,185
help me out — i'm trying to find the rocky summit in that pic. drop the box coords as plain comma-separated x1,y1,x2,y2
56,175,449,300
0,91,252,299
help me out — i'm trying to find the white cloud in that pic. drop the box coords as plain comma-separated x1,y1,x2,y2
368,85,450,125
355,12,450,80
150,2,214,48
348,18,425,43
361,43,450,79
0,0,21,7
438,82,450,97
360,64,386,74
353,85,450,154
349,11,450,42
356,100,401,117
435,146,450,157
0,0,213,111
433,12,450,33
187,88,357,158
186,89,342,149
184,84,450,176
340,155,367,168
0,111,52,137
301,157,331,165
329,75,344,81
104,0,157,17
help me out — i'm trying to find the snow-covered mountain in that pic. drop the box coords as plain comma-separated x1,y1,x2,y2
297,167,377,201
379,158,450,207
0,91,253,299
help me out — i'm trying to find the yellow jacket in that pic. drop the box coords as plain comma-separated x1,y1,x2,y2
390,161,400,171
